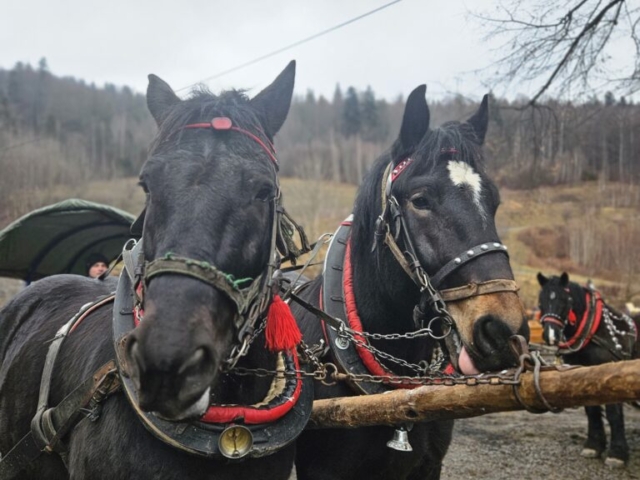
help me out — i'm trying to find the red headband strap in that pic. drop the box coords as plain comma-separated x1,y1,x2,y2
182,117,278,167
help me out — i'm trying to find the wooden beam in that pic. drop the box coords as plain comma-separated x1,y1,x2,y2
309,359,640,429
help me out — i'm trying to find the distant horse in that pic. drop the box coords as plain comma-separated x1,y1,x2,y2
291,86,528,480
538,272,639,467
0,62,313,479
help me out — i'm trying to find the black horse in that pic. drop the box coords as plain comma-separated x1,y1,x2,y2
291,86,528,480
0,62,310,479
538,272,639,467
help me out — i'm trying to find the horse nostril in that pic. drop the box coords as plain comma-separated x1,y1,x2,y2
178,347,210,376
473,315,517,360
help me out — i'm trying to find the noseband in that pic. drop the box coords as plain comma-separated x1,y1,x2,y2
133,117,309,367
374,150,517,326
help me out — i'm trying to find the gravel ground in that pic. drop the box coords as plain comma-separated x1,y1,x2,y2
442,406,640,480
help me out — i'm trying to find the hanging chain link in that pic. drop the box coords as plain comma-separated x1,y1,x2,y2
228,336,526,388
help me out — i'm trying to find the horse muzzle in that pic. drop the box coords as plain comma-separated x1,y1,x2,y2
443,288,528,374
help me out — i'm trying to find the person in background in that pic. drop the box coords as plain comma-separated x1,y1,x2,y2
86,253,109,279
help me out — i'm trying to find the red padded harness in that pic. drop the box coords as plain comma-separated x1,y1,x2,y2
558,290,603,349
322,238,454,388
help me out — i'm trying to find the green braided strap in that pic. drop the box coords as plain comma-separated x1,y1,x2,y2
144,254,262,313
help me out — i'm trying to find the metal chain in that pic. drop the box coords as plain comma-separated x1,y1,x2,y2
335,327,438,374
229,359,522,387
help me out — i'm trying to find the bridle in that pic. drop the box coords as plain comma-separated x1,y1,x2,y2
373,149,517,330
539,288,573,330
132,116,309,368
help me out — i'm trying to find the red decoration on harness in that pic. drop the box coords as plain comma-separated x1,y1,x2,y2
343,242,416,389
391,158,413,182
440,147,459,156
568,310,577,325
200,351,302,424
558,291,603,349
211,117,233,130
265,295,302,352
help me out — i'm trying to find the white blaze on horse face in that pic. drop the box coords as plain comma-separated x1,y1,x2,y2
447,161,486,222
548,326,557,345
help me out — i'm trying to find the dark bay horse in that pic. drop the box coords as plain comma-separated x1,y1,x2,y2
0,62,309,479
538,272,639,467
291,86,528,480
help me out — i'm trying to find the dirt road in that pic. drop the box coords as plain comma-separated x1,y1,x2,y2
442,406,640,479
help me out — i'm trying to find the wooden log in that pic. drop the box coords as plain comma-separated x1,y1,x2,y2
309,359,640,429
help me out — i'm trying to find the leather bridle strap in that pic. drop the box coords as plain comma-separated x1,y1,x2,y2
182,117,278,167
439,279,519,302
430,242,509,289
144,255,264,318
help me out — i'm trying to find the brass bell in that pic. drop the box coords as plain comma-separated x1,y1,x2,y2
218,425,253,459
386,426,413,452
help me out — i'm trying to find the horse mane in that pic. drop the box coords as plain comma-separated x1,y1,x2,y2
568,281,588,316
150,88,265,152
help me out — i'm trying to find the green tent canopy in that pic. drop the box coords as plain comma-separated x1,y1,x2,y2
0,199,139,281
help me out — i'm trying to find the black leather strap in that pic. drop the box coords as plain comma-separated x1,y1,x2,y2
430,242,509,288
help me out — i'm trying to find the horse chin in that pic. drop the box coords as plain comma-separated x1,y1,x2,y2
154,387,211,422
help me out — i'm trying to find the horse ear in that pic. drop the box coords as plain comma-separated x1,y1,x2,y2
250,60,296,137
560,272,569,287
397,84,429,160
537,272,549,287
147,74,181,127
467,94,489,145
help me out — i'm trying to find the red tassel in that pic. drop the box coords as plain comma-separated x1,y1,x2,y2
265,295,302,352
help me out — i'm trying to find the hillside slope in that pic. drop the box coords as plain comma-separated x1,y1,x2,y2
1,179,639,311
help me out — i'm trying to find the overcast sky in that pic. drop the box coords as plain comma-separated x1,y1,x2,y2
0,0,629,102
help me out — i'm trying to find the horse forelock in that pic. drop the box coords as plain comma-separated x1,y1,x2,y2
150,88,265,154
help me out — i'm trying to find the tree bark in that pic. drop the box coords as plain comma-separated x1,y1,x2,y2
309,359,640,429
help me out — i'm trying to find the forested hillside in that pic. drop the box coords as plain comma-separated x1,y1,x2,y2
2,60,640,226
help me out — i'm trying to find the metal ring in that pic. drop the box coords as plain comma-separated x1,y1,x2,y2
426,316,453,340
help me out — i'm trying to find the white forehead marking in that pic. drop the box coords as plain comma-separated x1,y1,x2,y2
447,161,486,221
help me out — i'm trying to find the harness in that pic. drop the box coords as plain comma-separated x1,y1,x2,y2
540,287,638,359
303,151,519,395
115,240,313,459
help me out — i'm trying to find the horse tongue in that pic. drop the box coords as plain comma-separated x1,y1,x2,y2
458,346,480,375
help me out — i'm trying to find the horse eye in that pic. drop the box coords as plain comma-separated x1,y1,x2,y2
410,195,430,210
254,187,273,202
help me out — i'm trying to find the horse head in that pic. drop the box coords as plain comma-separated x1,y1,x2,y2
352,87,527,375
537,272,575,346
125,62,295,421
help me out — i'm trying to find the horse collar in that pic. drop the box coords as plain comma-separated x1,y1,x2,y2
320,216,451,396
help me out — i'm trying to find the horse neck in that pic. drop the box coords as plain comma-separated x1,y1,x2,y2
350,234,435,366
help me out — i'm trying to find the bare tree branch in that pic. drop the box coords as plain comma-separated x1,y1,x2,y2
475,0,635,106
